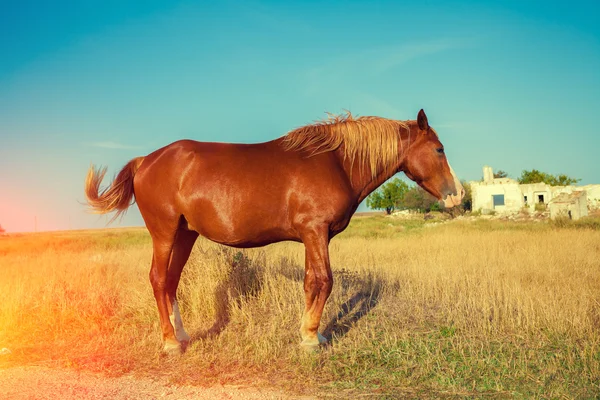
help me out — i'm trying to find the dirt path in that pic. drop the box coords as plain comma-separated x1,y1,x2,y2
0,366,314,400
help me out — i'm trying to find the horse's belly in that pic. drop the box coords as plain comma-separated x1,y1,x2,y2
183,205,297,248
192,224,297,248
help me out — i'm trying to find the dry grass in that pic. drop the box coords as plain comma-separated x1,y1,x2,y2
1,217,599,398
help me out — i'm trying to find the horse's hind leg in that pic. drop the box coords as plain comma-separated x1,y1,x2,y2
149,225,198,355
149,234,180,355
166,229,198,350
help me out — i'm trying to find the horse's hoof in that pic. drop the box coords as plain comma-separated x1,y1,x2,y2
300,342,320,353
317,332,327,344
162,340,184,357
300,332,328,352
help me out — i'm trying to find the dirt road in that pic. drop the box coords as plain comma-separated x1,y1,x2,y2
0,367,312,400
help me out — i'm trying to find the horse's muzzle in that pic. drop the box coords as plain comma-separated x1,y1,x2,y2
442,184,465,208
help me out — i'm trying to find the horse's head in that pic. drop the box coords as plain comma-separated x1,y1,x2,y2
402,109,464,208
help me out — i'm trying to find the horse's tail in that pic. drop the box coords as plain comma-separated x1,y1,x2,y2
85,157,145,223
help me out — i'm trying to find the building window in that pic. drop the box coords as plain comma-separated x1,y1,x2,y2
492,194,505,208
538,194,544,203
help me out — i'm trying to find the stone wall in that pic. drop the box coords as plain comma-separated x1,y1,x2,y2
471,178,523,213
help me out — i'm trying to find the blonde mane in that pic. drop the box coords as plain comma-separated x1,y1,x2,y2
282,112,410,178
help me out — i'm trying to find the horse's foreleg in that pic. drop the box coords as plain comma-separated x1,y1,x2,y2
300,229,333,350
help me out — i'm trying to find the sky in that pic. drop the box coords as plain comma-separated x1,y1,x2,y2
1,0,599,233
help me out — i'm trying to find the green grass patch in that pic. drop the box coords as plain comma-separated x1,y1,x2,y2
339,215,427,239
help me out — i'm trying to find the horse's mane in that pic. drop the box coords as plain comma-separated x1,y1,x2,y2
282,112,410,178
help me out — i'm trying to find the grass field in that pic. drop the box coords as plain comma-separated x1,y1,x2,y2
1,215,599,398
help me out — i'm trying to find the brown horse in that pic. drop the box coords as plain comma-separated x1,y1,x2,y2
85,109,464,354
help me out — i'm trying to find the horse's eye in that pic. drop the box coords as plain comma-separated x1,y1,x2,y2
436,148,445,154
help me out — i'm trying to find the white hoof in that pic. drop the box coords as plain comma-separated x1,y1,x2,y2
162,340,183,356
300,332,327,352
300,341,319,352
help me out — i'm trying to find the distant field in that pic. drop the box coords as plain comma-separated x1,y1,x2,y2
1,215,599,398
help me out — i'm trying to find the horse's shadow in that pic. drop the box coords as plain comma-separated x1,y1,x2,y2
190,248,263,341
322,270,382,342
190,252,382,344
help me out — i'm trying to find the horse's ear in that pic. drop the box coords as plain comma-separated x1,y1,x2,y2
417,109,429,131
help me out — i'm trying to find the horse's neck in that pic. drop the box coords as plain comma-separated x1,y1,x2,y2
336,150,400,206
339,123,414,205
354,166,400,205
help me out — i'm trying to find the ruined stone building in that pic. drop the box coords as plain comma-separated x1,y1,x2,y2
548,191,588,220
470,166,600,220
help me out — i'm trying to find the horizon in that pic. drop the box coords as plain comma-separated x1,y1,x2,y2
1,1,599,233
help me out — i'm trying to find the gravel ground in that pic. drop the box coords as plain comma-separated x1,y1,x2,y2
0,367,313,400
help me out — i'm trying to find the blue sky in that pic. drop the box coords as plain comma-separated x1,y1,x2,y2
1,1,599,232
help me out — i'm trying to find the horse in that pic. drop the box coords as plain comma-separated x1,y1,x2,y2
85,109,464,354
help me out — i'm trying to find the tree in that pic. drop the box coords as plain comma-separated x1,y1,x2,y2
518,169,580,186
401,185,439,213
398,181,472,216
0,224,4,234
552,174,581,186
366,177,410,214
494,170,508,178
